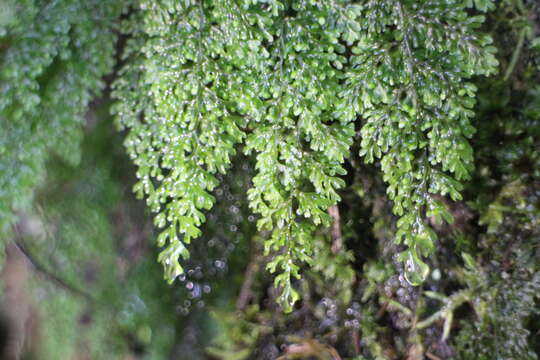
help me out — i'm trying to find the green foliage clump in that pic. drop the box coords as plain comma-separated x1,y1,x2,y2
0,0,124,242
113,0,251,283
348,0,498,284
113,0,498,306
455,255,540,360
112,0,357,306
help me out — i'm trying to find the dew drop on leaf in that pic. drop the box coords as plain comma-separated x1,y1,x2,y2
404,250,429,286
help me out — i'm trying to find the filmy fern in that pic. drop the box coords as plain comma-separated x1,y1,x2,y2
345,0,498,283
113,0,358,308
112,0,498,308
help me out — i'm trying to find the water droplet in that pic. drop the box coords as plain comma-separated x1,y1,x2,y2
404,250,429,286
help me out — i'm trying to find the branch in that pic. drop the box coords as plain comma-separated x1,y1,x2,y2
236,252,263,311
415,289,472,340
327,205,342,254
11,230,95,303
503,27,527,82
426,351,443,360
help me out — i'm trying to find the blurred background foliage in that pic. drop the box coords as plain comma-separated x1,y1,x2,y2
1,0,539,359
